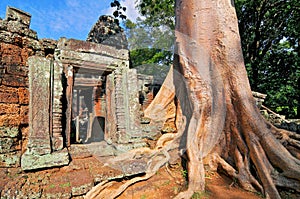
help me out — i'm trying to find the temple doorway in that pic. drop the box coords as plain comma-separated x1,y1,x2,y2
71,68,107,144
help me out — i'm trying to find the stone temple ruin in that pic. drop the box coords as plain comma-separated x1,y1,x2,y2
0,7,158,171
1,6,299,198
1,3,299,175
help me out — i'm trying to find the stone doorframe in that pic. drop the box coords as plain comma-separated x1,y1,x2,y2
21,38,142,170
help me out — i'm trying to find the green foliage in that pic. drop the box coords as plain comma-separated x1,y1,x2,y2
49,184,55,189
137,0,175,29
191,191,210,199
123,18,173,84
235,0,300,118
181,169,188,179
120,0,300,118
140,195,147,199
59,182,71,188
110,0,127,20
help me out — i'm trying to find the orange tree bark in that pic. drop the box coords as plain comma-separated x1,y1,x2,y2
86,0,300,198
172,0,300,198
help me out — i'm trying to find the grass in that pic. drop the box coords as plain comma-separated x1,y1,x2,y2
140,194,147,199
191,191,211,199
59,182,71,188
181,169,188,179
162,180,170,186
48,184,55,189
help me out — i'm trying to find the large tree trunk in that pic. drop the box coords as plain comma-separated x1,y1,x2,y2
86,0,300,198
173,0,300,198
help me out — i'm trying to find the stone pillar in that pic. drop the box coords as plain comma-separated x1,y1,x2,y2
111,68,145,151
114,69,127,141
105,73,117,144
64,65,74,147
21,56,69,171
52,61,64,150
126,69,141,134
26,56,52,155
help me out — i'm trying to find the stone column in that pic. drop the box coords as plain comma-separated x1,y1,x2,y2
112,68,145,151
52,61,64,150
21,56,69,171
126,69,141,134
26,56,52,155
105,72,117,144
114,68,127,141
64,65,74,147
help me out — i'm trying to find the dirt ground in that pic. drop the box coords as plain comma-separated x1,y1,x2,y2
1,153,298,198
116,163,262,199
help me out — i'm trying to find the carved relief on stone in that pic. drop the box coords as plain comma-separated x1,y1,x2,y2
27,56,51,155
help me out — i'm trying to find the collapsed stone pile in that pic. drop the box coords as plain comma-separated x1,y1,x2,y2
86,15,128,49
252,91,300,134
261,110,300,134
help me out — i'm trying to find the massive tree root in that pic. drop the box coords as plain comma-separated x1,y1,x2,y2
85,64,299,199
85,96,187,198
86,0,300,198
171,0,300,198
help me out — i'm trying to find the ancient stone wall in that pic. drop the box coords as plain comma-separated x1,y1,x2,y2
0,7,57,168
0,7,158,171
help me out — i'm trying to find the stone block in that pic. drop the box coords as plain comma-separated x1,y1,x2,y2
107,158,147,179
42,171,71,199
26,138,51,155
126,69,141,131
0,103,19,115
52,136,64,151
0,30,23,45
0,114,20,127
57,37,129,60
21,48,34,66
21,148,69,171
22,37,42,51
2,74,27,87
0,151,20,167
0,137,19,153
0,65,6,74
21,126,29,153
0,43,22,65
42,187,71,199
18,88,29,105
6,7,31,27
0,85,19,103
6,64,28,76
114,142,147,153
20,105,29,124
0,127,19,138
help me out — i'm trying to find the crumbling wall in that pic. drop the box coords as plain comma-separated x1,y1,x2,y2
86,15,128,49
0,7,56,168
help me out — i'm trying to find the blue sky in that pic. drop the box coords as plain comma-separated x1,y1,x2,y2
0,0,140,40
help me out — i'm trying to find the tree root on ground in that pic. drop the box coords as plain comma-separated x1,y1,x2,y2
85,118,186,199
